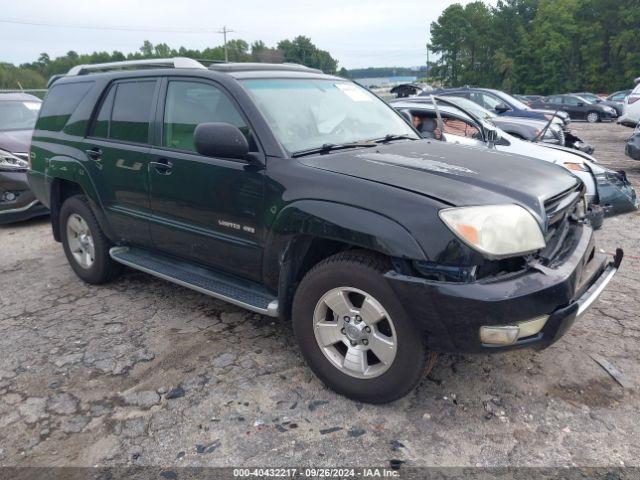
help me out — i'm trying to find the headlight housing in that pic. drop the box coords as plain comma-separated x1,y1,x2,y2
439,204,546,259
0,149,29,171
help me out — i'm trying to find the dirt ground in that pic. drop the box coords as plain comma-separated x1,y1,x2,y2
0,122,638,469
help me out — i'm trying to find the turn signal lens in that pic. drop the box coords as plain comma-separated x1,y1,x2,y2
563,162,589,172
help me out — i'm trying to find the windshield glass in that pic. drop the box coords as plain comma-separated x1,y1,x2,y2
441,96,496,120
494,91,530,110
241,79,417,153
0,100,41,131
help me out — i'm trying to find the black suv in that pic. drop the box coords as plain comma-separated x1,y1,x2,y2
28,59,621,403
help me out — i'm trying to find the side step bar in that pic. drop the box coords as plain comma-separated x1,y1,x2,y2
109,246,279,317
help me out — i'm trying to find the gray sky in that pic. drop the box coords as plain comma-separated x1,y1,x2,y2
1,0,490,69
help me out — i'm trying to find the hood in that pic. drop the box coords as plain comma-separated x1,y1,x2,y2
0,129,33,154
299,140,579,226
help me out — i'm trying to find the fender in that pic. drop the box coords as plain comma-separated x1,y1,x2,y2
46,156,116,242
262,200,427,317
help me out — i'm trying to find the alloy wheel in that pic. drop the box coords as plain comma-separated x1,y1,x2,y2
313,287,397,379
587,112,599,123
66,213,95,269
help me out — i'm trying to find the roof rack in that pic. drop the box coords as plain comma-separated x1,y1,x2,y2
67,57,207,76
207,62,323,74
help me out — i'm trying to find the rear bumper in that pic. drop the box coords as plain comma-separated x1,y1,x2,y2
385,224,622,353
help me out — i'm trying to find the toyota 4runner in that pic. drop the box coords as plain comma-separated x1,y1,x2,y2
28,59,622,403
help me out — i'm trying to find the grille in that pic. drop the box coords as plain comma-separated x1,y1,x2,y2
540,184,584,264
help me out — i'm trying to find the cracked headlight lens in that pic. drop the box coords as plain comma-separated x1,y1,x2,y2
0,149,28,171
439,204,546,258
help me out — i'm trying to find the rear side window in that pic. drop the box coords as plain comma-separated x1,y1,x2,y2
37,82,93,132
91,80,156,144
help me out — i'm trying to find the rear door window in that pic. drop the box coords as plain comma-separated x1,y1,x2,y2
37,82,93,132
109,81,157,144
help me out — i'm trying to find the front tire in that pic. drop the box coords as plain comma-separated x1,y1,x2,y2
586,111,600,123
292,250,429,404
60,195,121,284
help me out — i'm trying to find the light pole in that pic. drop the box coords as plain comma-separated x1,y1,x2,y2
217,26,234,62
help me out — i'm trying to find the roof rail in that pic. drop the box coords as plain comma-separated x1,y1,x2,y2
207,62,323,74
67,57,206,76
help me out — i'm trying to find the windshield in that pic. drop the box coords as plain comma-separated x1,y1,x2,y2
241,79,418,153
494,91,530,110
0,100,41,131
441,96,496,120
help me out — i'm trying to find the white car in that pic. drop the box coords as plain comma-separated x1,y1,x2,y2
619,80,640,126
393,98,638,226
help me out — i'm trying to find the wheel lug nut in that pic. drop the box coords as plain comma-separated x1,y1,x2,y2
362,339,369,346
355,315,361,323
365,326,371,333
344,316,350,323
350,340,357,346
341,328,346,334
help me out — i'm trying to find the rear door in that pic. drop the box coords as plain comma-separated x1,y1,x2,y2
84,78,160,246
147,78,265,281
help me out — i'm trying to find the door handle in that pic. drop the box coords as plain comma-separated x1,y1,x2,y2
150,159,173,175
85,148,102,161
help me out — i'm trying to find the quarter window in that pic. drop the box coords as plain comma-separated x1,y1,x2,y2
37,82,93,132
163,80,250,153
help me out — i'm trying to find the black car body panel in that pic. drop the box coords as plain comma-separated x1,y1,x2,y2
531,95,615,121
28,63,621,359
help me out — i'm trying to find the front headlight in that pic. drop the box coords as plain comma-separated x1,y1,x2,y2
439,204,546,258
0,149,29,171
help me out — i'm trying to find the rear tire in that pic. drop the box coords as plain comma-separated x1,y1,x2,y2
60,195,121,284
292,250,429,404
586,111,600,123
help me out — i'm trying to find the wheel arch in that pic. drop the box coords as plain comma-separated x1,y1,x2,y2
263,200,426,320
48,158,115,243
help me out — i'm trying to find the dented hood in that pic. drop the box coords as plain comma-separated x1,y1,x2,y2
299,140,580,224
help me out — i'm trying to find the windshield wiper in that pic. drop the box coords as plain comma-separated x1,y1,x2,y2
292,141,377,158
374,134,417,143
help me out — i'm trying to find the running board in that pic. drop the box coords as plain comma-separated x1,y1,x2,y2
109,246,278,317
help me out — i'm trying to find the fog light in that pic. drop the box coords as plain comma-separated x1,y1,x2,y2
480,315,549,345
517,315,548,339
480,326,519,345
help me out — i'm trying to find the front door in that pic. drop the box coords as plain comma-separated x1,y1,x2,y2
83,78,160,246
148,78,264,281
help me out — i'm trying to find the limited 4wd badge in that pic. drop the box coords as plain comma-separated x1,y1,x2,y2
218,219,256,234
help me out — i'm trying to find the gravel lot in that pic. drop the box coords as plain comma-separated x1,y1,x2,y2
0,122,638,469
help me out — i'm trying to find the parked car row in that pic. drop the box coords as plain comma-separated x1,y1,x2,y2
392,96,637,225
0,93,49,225
24,58,625,402
419,86,595,153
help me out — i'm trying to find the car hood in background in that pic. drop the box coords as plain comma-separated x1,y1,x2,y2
0,129,33,154
299,140,579,226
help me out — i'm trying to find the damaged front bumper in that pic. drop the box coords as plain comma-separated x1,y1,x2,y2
385,224,623,354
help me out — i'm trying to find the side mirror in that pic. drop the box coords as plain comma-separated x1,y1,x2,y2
494,102,510,113
194,122,250,159
486,127,500,144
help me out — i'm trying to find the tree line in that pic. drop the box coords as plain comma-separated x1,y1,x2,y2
0,36,339,89
429,0,640,94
